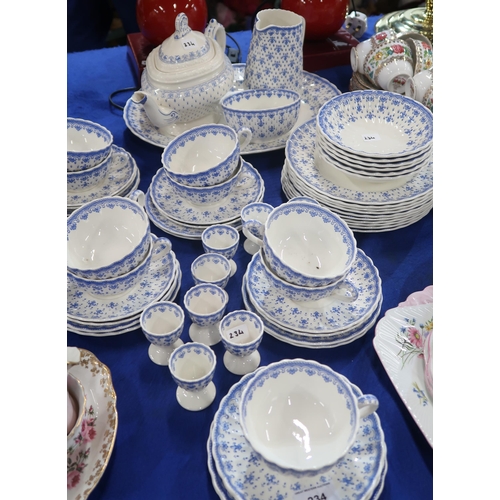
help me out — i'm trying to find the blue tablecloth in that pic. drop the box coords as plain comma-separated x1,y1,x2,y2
67,16,433,500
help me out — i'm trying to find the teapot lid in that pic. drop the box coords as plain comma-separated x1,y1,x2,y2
157,13,211,67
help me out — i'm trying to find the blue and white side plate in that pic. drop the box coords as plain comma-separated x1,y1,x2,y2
123,64,341,154
150,160,264,225
210,367,387,500
67,145,138,207
245,249,381,334
67,247,177,323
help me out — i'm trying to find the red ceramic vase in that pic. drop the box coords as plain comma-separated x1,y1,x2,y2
281,0,350,41
136,0,208,46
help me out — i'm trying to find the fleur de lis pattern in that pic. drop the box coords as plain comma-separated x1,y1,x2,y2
212,369,385,499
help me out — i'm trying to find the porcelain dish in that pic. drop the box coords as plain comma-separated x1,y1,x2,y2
210,367,387,500
67,348,117,498
373,296,433,446
123,64,341,154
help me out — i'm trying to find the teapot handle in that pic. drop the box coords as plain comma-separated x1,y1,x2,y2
205,18,226,50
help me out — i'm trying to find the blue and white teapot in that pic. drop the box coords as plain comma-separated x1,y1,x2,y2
132,13,234,137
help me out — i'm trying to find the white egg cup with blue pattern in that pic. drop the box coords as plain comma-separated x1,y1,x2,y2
201,224,240,277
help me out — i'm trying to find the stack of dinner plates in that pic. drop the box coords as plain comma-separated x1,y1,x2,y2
207,367,388,499
67,145,140,215
145,159,265,240
241,247,382,348
67,241,181,336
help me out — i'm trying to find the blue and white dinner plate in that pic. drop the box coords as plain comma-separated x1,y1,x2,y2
67,246,178,323
245,249,381,334
67,145,138,208
210,367,387,500
123,64,341,154
150,160,264,226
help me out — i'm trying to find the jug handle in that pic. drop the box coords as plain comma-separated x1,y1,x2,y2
205,19,226,51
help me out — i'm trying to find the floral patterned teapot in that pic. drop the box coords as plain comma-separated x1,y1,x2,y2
132,13,234,137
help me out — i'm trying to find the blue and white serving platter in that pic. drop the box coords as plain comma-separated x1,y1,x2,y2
149,159,264,226
245,249,382,334
210,367,387,500
67,245,178,324
67,145,139,209
123,64,341,155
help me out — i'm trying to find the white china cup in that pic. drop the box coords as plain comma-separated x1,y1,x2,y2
183,283,229,346
161,124,252,187
67,192,151,280
191,252,232,289
221,88,301,143
403,35,433,73
219,310,264,375
67,117,113,171
240,202,274,255
168,342,217,411
67,236,171,297
350,29,398,74
201,224,240,277
67,150,112,191
239,359,379,476
140,301,185,365
404,68,433,104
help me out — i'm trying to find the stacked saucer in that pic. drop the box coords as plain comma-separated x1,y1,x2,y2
208,365,388,499
283,118,433,233
146,159,264,240
67,118,140,215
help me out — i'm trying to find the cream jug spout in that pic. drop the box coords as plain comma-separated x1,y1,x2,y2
131,90,179,129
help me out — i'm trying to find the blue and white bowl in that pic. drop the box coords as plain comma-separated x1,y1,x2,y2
169,342,216,392
162,124,251,187
183,283,228,328
67,194,151,279
262,201,357,287
67,117,113,171
219,310,264,358
221,88,301,142
167,158,243,206
66,236,171,297
67,149,113,191
191,253,232,289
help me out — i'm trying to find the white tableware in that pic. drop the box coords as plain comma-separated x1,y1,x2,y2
423,329,433,399
405,36,433,73
350,29,398,74
150,159,264,226
140,301,185,365
168,342,217,411
219,310,264,375
240,201,273,254
373,302,433,446
398,285,433,307
67,151,112,191
245,8,305,93
67,145,138,207
67,246,177,323
67,236,171,297
67,117,113,171
221,88,300,143
201,224,240,277
211,368,387,500
66,372,86,442
257,200,357,287
131,13,234,137
123,64,341,154
184,283,229,346
67,348,117,499
317,91,433,158
239,359,378,476
405,68,433,104
191,252,232,289
161,124,251,187
67,192,151,280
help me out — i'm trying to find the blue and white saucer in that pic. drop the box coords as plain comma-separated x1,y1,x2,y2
210,367,387,500
245,249,381,334
150,160,264,226
67,246,178,323
67,145,138,208
123,64,341,154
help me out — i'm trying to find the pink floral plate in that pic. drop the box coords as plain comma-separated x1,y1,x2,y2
373,300,433,446
67,348,118,498
398,285,433,307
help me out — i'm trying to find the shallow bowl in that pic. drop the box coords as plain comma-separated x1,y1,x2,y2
67,117,113,171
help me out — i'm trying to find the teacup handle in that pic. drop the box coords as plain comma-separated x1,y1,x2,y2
357,394,379,419
151,236,172,262
128,189,145,209
242,219,265,248
237,127,253,151
330,280,358,303
67,346,81,369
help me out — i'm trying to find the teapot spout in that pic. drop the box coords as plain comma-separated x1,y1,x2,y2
131,91,179,128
